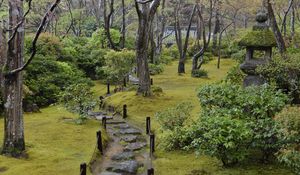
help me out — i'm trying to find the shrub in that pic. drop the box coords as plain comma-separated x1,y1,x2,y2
192,69,208,78
162,45,180,60
60,83,96,124
193,84,289,165
277,107,300,174
155,102,193,151
224,65,245,85
149,63,164,75
189,116,253,167
89,28,120,48
257,53,300,104
101,49,135,84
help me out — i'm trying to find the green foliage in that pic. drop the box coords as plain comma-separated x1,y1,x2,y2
224,65,245,85
90,28,120,48
60,83,96,124
149,63,165,75
239,28,277,47
191,69,208,78
257,53,300,103
155,102,193,151
191,84,289,166
101,49,135,84
162,45,180,60
189,116,252,167
277,107,300,174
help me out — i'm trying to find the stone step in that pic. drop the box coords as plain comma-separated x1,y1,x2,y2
118,128,142,135
95,115,113,120
120,135,138,143
124,142,147,151
100,172,123,175
111,151,135,161
106,120,126,125
106,160,141,174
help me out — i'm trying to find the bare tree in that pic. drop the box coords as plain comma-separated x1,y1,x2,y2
1,0,61,157
135,0,160,96
174,2,197,73
281,0,294,36
120,0,126,48
192,1,214,73
103,0,117,50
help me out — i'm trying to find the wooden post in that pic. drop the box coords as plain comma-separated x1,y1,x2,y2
151,78,153,85
97,131,103,155
80,163,87,175
107,82,110,95
150,134,155,156
123,77,127,87
147,168,154,175
146,117,151,135
123,104,127,119
102,117,107,130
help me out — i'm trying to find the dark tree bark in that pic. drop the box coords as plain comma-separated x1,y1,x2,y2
135,0,160,96
174,3,197,74
212,9,220,52
281,0,294,37
103,0,117,50
218,22,233,69
120,0,126,49
192,1,213,73
265,0,286,55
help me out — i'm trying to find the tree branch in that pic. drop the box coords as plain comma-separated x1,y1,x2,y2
7,0,61,76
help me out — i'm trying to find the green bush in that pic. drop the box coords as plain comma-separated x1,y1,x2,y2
162,45,180,60
191,84,289,165
156,102,193,151
149,63,164,75
192,69,208,78
100,49,135,84
277,107,300,174
224,65,245,85
60,83,96,124
189,116,253,167
89,28,120,48
257,53,300,104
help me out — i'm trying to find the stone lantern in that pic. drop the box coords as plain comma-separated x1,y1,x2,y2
239,10,277,87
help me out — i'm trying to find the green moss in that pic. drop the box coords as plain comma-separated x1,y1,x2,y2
239,29,277,47
0,106,108,175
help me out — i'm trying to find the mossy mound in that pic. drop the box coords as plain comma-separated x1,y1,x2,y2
239,29,277,47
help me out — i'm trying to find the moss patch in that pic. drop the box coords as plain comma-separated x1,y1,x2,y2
0,106,107,175
239,29,277,47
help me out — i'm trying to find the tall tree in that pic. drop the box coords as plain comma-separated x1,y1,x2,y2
174,2,197,73
264,0,286,55
103,0,117,50
1,0,61,157
135,0,160,96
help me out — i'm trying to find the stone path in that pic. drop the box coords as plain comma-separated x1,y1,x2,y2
90,112,151,175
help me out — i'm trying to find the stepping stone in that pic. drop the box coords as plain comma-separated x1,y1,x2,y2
106,160,140,174
111,152,135,161
124,142,147,151
95,115,113,120
114,124,130,129
100,172,122,175
118,128,141,135
120,135,138,143
107,120,126,125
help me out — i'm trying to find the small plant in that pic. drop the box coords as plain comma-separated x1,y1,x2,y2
60,83,96,124
192,69,208,78
149,63,165,75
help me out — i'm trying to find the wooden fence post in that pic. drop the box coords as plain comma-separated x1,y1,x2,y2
107,82,110,95
147,168,154,175
123,77,127,87
97,131,103,155
102,117,107,130
80,163,86,175
151,78,153,85
123,104,127,119
150,134,155,156
146,117,151,135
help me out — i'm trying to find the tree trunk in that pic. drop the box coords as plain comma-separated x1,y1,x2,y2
212,11,220,52
120,0,125,48
265,0,286,54
2,0,25,156
135,0,160,96
103,0,117,50
154,0,166,63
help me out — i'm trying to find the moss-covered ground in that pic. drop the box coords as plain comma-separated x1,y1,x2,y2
0,106,107,175
101,59,293,175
